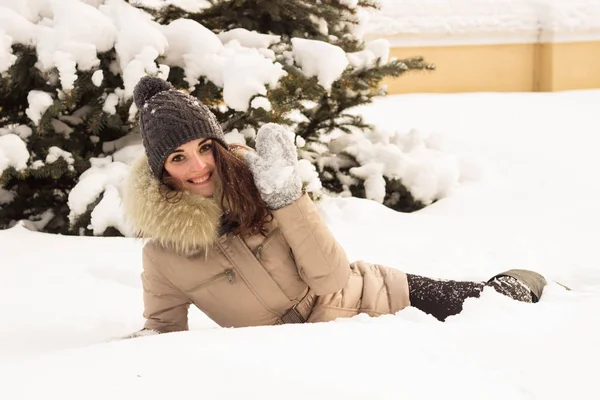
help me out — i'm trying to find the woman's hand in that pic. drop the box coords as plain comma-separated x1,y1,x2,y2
244,123,303,210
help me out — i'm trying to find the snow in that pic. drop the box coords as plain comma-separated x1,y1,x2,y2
45,146,75,171
0,0,53,22
67,160,131,233
25,90,54,125
32,0,116,90
346,39,389,69
339,0,359,8
130,0,211,13
160,19,285,110
102,93,119,114
291,38,349,91
0,133,30,174
357,0,600,45
0,124,33,140
221,41,286,111
297,158,323,193
100,0,167,98
223,129,246,145
160,18,224,87
217,28,281,49
328,127,461,204
112,144,145,165
90,185,134,236
92,69,104,86
0,32,16,73
0,6,38,45
2,90,600,399
250,96,272,111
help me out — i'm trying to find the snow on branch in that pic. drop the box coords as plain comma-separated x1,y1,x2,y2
0,134,30,175
291,38,349,91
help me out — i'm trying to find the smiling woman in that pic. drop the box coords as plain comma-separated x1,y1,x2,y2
122,76,548,338
164,139,217,197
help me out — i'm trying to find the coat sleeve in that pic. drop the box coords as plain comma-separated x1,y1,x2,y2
272,193,351,295
141,247,191,333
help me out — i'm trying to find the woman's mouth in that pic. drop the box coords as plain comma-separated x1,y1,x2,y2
187,172,212,185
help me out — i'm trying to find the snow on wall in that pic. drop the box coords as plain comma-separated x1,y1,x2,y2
358,0,600,46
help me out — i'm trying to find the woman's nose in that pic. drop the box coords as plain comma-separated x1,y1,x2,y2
189,154,207,171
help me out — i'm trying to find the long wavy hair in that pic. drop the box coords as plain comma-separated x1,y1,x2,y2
160,140,272,236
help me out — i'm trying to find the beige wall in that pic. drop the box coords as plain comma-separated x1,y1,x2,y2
384,41,600,94
536,41,600,91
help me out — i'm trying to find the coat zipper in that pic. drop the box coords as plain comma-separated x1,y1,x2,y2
191,269,235,291
254,227,280,260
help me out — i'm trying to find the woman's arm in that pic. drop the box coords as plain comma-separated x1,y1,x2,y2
273,193,351,295
244,124,351,295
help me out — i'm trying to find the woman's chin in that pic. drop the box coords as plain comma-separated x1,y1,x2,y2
187,182,215,197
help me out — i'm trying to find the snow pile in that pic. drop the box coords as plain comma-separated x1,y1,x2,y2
0,32,17,73
25,90,54,126
218,28,281,49
100,0,168,99
357,0,600,44
292,38,349,91
325,127,462,204
0,6,38,46
1,90,600,399
45,147,75,171
0,134,29,174
67,157,133,236
346,39,389,69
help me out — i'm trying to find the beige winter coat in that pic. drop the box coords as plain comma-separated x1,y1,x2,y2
123,156,411,332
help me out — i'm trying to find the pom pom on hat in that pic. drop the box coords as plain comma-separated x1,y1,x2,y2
133,76,173,108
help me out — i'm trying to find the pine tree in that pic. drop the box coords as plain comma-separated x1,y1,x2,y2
1,0,435,236
137,0,436,211
1,42,132,234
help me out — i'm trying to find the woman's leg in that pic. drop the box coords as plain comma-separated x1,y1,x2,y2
406,272,540,321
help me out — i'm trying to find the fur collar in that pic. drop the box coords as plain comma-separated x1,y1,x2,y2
123,155,222,257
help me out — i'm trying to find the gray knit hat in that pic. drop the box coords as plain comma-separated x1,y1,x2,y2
133,76,226,179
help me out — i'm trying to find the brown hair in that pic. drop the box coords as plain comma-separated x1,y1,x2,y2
160,141,272,236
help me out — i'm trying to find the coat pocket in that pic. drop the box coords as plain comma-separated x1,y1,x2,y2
185,269,235,293
253,227,280,261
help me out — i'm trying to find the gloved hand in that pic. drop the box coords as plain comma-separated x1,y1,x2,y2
244,123,303,210
122,328,160,339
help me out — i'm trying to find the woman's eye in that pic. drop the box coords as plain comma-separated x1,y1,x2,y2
171,155,184,163
200,143,212,153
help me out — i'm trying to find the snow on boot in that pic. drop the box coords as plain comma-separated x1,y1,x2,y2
487,269,547,303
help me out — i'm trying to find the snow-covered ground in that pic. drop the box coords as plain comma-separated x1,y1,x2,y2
1,90,600,399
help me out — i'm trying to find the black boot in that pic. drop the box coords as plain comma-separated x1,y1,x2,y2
487,269,547,303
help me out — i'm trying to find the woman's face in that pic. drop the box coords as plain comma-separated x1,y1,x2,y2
163,138,218,197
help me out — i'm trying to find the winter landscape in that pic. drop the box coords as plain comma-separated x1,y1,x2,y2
1,1,600,399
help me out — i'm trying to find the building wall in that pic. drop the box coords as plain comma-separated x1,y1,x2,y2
536,41,600,92
386,44,537,93
381,41,600,94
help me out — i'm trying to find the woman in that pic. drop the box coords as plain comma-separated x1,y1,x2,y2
123,76,547,337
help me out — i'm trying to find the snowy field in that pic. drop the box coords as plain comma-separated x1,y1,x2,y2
1,90,600,399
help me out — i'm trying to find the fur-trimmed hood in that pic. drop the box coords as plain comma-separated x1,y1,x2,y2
123,155,222,256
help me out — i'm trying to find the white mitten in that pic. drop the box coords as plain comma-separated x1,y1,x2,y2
244,123,302,210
